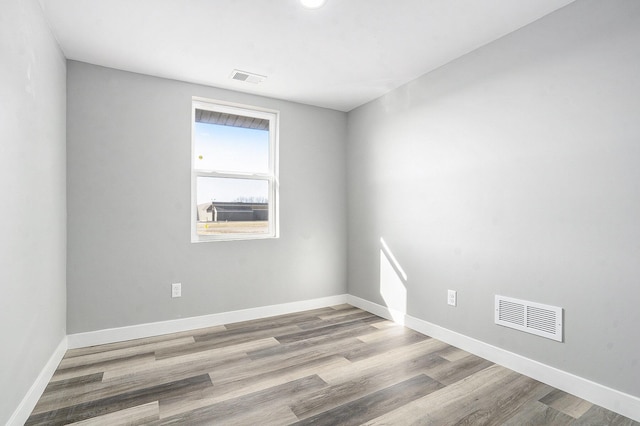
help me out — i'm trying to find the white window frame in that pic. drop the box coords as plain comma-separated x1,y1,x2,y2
191,97,279,242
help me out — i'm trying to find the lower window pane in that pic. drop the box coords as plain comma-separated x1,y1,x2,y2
196,177,269,236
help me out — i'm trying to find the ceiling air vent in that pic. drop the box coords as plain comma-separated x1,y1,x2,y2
230,69,267,84
495,295,563,342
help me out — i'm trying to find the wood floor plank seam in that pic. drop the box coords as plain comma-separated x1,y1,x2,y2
291,374,443,426
289,353,449,420
64,325,227,359
27,374,212,425
102,337,280,382
52,353,157,383
151,357,354,419
59,337,196,368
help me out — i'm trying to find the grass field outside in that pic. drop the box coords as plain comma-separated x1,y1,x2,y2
196,221,269,235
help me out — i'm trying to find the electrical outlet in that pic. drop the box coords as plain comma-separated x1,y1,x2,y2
448,289,457,307
171,283,182,298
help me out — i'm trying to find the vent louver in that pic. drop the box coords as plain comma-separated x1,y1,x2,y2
230,69,267,84
232,72,249,81
495,295,563,342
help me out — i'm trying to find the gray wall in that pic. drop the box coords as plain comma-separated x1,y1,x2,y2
0,0,67,423
347,0,640,398
67,62,347,333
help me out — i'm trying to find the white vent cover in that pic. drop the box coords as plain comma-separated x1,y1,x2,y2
230,69,267,84
495,295,563,342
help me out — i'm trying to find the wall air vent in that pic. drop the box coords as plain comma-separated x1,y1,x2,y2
230,69,267,84
495,295,563,342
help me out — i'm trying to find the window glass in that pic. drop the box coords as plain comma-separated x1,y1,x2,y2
196,177,269,235
191,99,278,242
193,122,269,173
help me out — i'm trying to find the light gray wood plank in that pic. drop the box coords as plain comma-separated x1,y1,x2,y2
571,405,640,425
27,374,211,424
340,329,427,362
222,307,335,331
208,341,360,386
291,349,447,419
32,352,247,414
319,338,449,384
501,400,575,426
60,337,195,368
330,303,357,311
247,321,380,361
292,374,441,426
298,310,377,331
155,324,300,360
153,375,326,425
64,325,226,358
356,322,419,343
275,315,385,344
423,352,494,385
539,389,593,419
437,374,553,425
362,364,515,425
71,401,160,425
315,306,369,320
102,337,279,381
159,356,350,419
437,345,474,362
52,353,156,382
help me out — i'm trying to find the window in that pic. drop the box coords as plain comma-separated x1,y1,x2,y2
191,98,279,242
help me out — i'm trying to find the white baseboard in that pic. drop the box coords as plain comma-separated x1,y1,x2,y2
8,337,68,426
11,295,347,424
346,294,404,324
347,294,640,423
16,294,639,424
67,294,349,349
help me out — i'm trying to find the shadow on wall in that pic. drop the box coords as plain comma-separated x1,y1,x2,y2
379,237,408,324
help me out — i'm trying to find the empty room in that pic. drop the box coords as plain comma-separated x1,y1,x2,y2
2,0,639,424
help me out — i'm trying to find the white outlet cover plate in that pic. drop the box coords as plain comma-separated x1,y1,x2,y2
448,290,457,306
172,283,182,298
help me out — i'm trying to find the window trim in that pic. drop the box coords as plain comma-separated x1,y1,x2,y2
191,97,279,242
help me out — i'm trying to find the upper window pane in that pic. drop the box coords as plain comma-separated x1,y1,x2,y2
194,113,269,174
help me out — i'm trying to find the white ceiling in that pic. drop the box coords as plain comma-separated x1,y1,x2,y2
40,0,575,112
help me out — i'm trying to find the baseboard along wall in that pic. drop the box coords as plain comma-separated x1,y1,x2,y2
10,293,640,424
7,338,68,426
66,294,350,349
346,294,640,423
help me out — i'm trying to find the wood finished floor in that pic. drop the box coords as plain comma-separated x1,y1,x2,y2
27,305,638,425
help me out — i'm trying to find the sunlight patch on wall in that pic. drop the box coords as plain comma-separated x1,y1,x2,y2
379,238,407,324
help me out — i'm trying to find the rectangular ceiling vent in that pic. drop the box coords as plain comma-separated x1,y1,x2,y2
495,295,563,342
230,69,267,84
